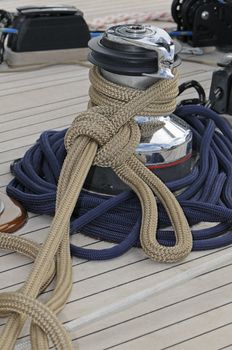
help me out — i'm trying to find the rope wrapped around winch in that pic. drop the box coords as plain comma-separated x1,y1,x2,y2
66,66,192,262
0,66,192,349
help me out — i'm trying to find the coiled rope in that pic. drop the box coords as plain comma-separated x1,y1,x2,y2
8,101,232,259
0,66,192,349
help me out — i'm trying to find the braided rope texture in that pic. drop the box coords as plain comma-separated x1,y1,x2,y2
0,66,192,349
88,11,174,31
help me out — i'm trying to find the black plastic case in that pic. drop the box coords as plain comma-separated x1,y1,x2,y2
7,6,90,52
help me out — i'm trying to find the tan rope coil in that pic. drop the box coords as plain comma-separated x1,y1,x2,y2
0,65,192,349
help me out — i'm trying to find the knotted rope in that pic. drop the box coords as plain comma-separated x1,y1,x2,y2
66,66,193,262
0,65,192,349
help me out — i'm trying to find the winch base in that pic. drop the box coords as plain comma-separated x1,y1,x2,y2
83,155,192,195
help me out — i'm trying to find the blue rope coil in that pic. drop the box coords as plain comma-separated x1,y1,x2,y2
7,105,232,260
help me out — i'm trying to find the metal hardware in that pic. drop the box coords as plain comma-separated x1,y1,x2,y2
201,11,210,20
105,24,175,79
172,0,232,47
135,115,192,171
89,24,181,77
101,69,156,89
218,53,232,68
209,54,232,114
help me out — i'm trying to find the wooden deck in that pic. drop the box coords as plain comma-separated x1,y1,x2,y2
1,0,232,349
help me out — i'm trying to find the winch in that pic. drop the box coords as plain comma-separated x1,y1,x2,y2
84,24,192,194
171,0,232,47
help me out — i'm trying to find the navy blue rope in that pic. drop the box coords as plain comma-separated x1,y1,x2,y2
7,105,232,260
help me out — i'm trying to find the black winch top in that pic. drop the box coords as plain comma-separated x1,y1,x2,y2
88,24,181,76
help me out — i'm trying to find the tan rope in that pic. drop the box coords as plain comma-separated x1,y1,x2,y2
0,65,192,348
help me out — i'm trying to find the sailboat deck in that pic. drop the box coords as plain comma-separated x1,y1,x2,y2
0,0,232,349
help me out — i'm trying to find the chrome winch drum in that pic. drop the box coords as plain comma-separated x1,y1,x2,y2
135,114,192,181
84,24,193,194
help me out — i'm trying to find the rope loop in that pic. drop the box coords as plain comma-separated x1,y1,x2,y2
0,62,191,349
0,292,72,349
65,65,192,262
65,107,115,150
